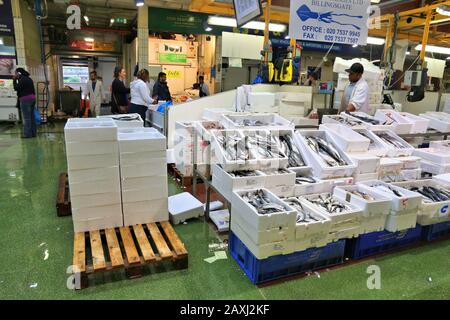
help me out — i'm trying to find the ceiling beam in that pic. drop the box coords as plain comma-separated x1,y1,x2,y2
189,0,214,10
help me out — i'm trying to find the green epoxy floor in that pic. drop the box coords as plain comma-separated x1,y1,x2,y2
0,122,449,300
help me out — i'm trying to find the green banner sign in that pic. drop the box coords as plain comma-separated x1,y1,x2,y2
159,53,187,64
149,8,207,34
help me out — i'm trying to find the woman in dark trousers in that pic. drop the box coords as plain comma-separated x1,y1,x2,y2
13,68,37,138
111,66,130,114
129,69,157,124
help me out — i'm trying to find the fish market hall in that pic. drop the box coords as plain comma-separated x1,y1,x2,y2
1,0,450,303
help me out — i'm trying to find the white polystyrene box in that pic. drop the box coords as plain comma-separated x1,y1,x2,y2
433,173,450,186
384,210,418,232
72,204,122,222
168,192,204,225
67,153,119,171
232,212,295,245
120,150,167,165
231,189,297,232
393,156,421,170
118,130,166,152
374,110,413,135
353,129,388,157
70,178,120,197
71,192,122,210
358,180,422,213
370,130,415,157
393,180,450,226
230,222,295,260
259,168,296,188
348,153,380,175
73,213,124,233
266,185,295,198
68,166,120,184
120,159,167,178
121,175,167,192
320,123,370,153
64,118,117,142
248,92,276,108
66,141,119,157
421,160,450,175
122,199,169,226
341,112,395,131
398,168,422,182
294,130,356,179
301,193,362,242
419,112,450,133
413,148,450,165
353,172,379,183
122,185,168,204
322,115,367,130
98,114,144,128
429,140,450,149
221,113,294,131
333,185,392,218
379,158,403,176
397,112,429,134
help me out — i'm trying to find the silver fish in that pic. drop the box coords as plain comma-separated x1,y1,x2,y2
305,136,348,167
309,194,351,214
284,198,322,223
242,190,285,215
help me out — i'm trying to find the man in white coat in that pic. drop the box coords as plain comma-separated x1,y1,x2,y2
85,71,103,117
339,63,370,114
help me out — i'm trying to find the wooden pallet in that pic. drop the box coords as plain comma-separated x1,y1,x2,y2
72,221,188,289
56,173,71,217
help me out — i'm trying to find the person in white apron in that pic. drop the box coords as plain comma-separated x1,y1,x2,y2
339,63,370,114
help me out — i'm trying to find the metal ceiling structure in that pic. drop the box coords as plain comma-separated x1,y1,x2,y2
23,0,450,47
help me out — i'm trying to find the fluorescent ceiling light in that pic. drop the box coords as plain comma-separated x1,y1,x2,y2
207,16,286,33
406,51,411,55
0,38,3,46
352,44,358,48
83,16,89,23
72,56,80,58
371,0,381,3
84,37,94,42
110,18,115,24
205,27,212,32
367,37,385,45
135,0,144,7
285,35,290,40
447,56,450,60
415,44,450,55
436,5,450,17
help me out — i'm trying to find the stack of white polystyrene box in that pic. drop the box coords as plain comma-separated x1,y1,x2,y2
415,146,450,175
98,113,144,128
358,181,422,232
65,118,123,232
173,121,206,177
231,189,297,259
118,128,168,226
248,92,277,113
277,92,312,125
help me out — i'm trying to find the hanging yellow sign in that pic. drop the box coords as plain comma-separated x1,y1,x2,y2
166,70,182,79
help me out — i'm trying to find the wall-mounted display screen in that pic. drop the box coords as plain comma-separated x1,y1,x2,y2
62,65,89,90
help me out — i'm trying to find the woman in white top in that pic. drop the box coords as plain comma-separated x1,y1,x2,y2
129,69,157,124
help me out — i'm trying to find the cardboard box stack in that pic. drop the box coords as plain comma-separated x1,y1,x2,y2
65,118,123,232
118,128,168,226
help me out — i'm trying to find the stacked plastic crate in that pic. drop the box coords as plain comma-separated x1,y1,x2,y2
65,118,123,232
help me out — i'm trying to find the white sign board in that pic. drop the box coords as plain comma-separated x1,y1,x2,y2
289,0,370,46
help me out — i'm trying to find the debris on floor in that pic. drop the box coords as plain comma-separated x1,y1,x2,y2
29,283,38,288
43,249,49,261
214,251,227,260
208,242,228,252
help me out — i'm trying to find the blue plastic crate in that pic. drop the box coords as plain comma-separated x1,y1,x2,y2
345,225,422,260
229,232,345,285
422,221,450,242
